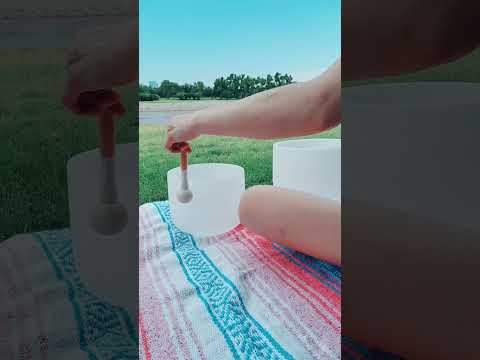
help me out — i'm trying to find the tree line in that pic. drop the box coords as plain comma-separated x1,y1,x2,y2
140,72,294,101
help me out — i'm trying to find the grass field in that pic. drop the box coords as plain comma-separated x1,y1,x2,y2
139,125,341,204
142,98,217,103
0,49,137,241
2,47,478,241
140,48,480,205
140,99,232,112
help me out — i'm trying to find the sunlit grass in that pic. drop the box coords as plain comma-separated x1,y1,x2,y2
139,125,341,204
0,49,137,241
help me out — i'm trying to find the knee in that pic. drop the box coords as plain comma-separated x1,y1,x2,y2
238,185,272,227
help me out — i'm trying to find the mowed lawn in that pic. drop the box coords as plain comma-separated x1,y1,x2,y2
139,125,341,204
2,47,478,241
0,49,137,242
140,48,480,205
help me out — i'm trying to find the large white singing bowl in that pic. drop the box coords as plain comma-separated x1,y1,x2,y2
68,143,138,318
168,163,245,236
273,139,341,201
343,82,480,229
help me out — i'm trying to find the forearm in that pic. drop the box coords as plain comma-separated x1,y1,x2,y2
191,60,341,140
343,0,480,80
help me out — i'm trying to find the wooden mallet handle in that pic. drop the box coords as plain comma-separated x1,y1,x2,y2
171,142,192,171
99,111,115,158
181,151,188,171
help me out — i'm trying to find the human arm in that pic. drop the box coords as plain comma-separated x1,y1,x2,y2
165,59,340,150
343,0,480,80
63,19,138,114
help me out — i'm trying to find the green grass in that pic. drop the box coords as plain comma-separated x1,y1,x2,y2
3,47,478,241
0,49,137,241
139,125,341,204
139,49,480,206
141,98,219,103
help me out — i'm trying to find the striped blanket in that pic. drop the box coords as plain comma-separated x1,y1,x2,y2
0,231,138,359
140,201,342,360
1,200,394,359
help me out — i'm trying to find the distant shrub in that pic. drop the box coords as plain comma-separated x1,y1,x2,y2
139,92,159,101
176,92,186,100
176,91,201,100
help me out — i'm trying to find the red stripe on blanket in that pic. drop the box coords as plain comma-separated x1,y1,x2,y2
242,229,341,320
139,313,152,360
245,228,341,311
140,265,180,359
140,226,182,359
148,230,207,360
213,234,335,358
231,229,340,333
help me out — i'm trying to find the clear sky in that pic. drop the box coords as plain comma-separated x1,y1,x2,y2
140,0,340,86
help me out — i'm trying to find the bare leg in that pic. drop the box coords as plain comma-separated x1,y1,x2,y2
238,185,341,265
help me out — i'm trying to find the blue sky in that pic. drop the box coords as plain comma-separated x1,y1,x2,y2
140,0,340,86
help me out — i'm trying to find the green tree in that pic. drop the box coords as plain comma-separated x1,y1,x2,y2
266,74,275,89
204,86,213,97
140,73,294,100
193,81,205,95
274,72,282,87
159,80,181,98
213,77,227,98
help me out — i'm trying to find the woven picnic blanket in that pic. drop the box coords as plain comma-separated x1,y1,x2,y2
1,201,395,359
140,201,342,360
0,231,138,359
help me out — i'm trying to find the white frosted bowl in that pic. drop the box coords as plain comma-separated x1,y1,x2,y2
67,143,138,318
273,139,341,201
168,163,245,236
343,82,480,229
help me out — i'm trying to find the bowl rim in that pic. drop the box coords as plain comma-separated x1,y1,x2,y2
167,162,245,174
67,142,137,166
273,138,341,150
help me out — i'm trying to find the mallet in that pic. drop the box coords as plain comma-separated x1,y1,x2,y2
171,142,193,203
77,90,128,235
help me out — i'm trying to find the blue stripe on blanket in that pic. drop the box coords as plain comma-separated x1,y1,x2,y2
154,201,294,360
273,243,341,280
33,231,138,360
272,243,341,295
